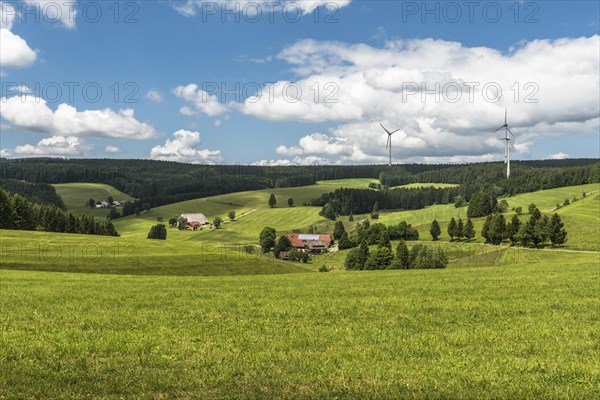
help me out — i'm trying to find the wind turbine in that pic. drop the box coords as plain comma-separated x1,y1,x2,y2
380,123,400,166
494,109,515,179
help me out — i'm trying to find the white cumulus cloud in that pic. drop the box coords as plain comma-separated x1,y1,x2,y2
149,129,223,163
1,135,91,158
0,2,37,69
146,90,163,104
24,0,77,29
251,155,336,166
173,84,228,117
0,95,158,139
105,145,122,154
547,152,570,160
241,36,599,163
172,0,352,17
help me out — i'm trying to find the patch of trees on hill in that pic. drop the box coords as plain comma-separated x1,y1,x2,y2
1,158,597,209
312,186,462,216
0,179,65,209
482,205,567,248
378,160,599,197
345,239,448,270
0,188,118,236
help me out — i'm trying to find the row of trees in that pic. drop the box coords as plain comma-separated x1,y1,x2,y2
482,208,567,247
0,178,65,208
345,238,448,270
0,188,118,236
378,160,599,197
334,220,420,252
313,186,462,218
3,159,596,214
434,218,476,241
268,194,295,208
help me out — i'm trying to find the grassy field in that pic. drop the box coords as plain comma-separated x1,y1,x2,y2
501,183,598,212
2,180,599,398
556,193,600,251
111,179,382,239
109,182,599,252
1,254,598,399
0,230,309,276
54,183,136,218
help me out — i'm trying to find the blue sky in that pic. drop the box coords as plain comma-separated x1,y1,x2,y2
1,0,599,164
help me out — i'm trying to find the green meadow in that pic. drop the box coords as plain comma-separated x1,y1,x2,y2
54,183,136,218
0,230,308,276
1,254,598,399
2,179,599,398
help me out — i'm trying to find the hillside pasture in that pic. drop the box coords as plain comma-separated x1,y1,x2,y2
1,255,598,399
556,193,600,251
53,183,135,217
0,230,309,276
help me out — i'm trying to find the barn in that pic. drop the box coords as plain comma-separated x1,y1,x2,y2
287,233,333,254
180,213,210,230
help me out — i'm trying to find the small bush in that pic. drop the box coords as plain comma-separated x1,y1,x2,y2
147,224,167,240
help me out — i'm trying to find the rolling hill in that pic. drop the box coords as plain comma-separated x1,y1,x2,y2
1,178,598,399
108,182,598,252
53,183,136,218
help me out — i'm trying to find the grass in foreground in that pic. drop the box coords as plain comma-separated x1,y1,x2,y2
1,256,598,399
0,230,309,276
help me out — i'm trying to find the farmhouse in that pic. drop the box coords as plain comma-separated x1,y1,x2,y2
180,213,210,230
287,233,333,254
95,201,109,208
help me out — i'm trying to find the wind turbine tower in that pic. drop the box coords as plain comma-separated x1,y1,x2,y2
380,123,400,166
494,109,515,179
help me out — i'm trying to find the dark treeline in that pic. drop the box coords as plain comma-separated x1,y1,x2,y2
311,186,463,215
379,160,599,196
0,178,65,209
0,159,379,208
0,188,119,236
1,158,598,209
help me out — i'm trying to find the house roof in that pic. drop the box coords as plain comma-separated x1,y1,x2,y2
287,233,332,248
298,234,320,241
180,213,209,224
308,240,328,249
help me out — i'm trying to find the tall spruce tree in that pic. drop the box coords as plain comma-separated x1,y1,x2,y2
430,219,441,241
448,217,458,240
11,194,35,230
333,221,346,240
456,218,464,240
548,213,567,246
393,240,410,269
487,213,507,245
506,214,522,244
464,218,475,240
0,189,13,229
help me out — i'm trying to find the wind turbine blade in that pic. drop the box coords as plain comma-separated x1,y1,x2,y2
386,135,391,149
493,126,505,132
390,129,400,134
380,123,391,134
505,109,507,124
507,128,514,136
